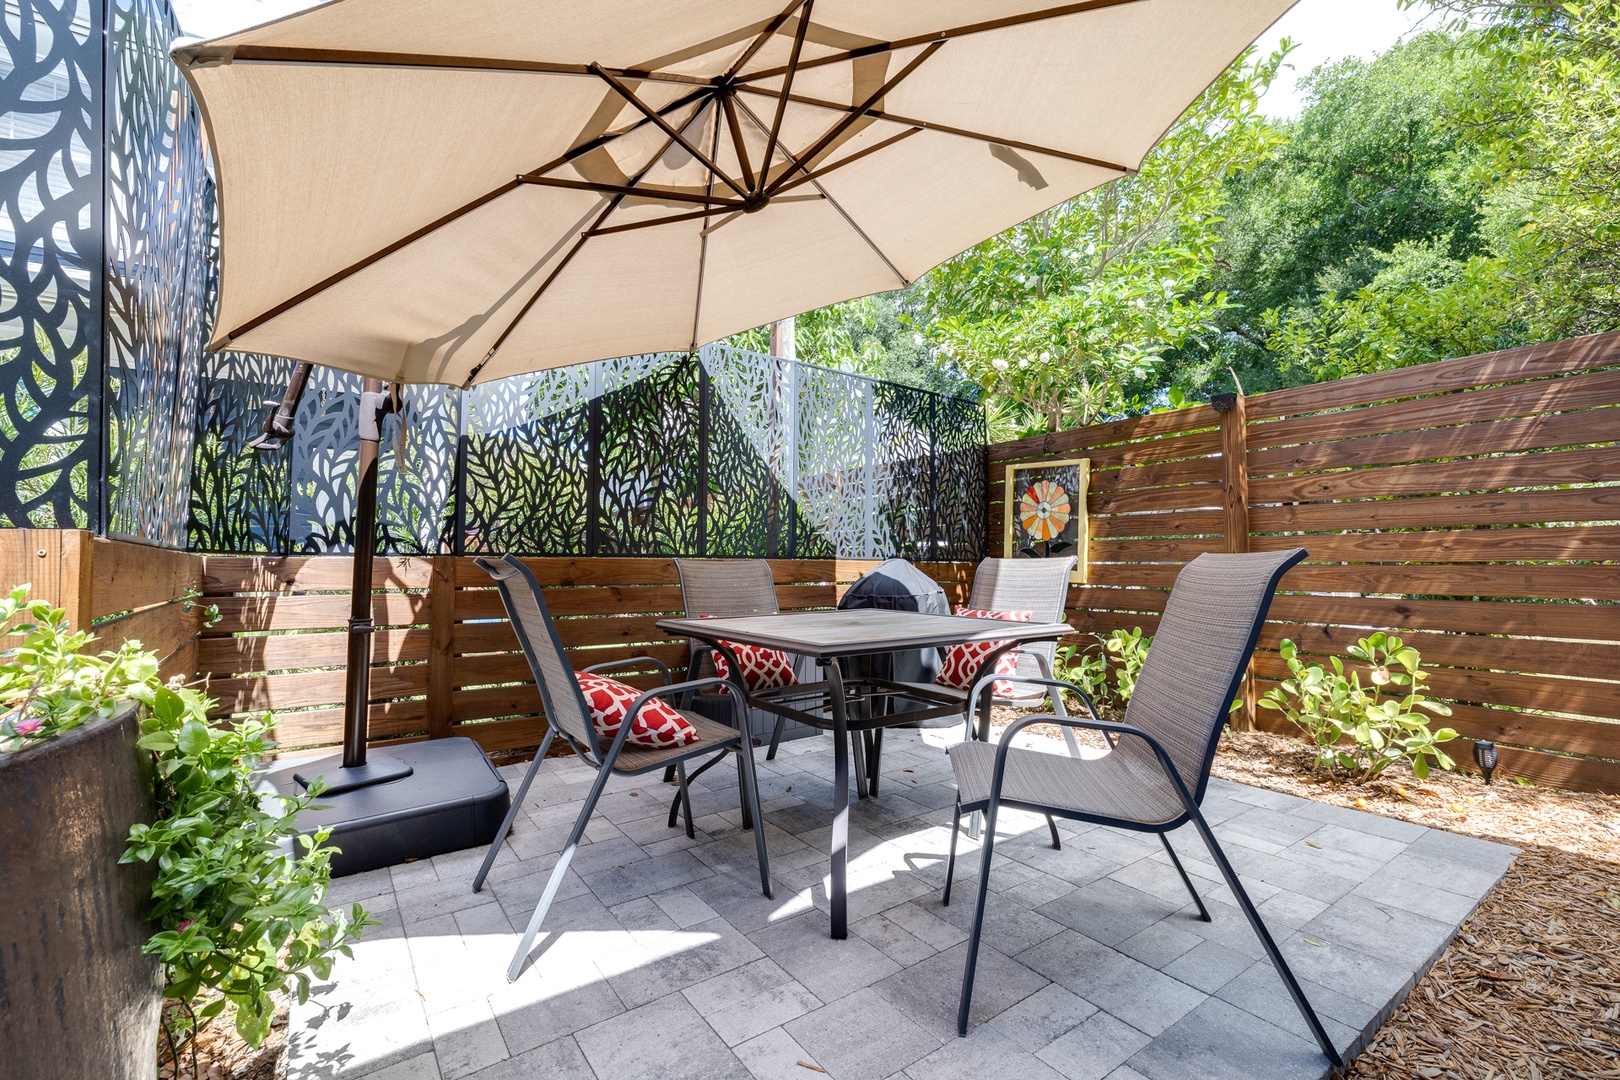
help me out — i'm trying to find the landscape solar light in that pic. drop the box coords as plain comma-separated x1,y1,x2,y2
1473,740,1499,784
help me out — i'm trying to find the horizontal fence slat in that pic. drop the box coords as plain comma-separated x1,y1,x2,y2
1250,487,1620,535
1252,525,1620,564
197,627,430,672
1247,400,1620,476
1249,446,1620,505
202,555,434,593
206,593,429,633
1247,329,1620,421
988,407,1220,465
92,539,199,617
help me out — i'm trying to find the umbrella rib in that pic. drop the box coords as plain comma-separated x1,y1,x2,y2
467,128,688,385
722,94,755,192
724,0,813,81
734,96,909,288
764,38,943,197
215,45,711,86
590,68,748,200
690,98,725,350
758,0,815,195
734,0,1147,83
517,175,742,207
217,85,713,346
772,126,922,193
737,86,1133,173
585,207,718,237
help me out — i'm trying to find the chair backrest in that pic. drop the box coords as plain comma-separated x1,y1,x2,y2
968,556,1077,680
477,555,603,766
675,559,781,677
1120,549,1306,803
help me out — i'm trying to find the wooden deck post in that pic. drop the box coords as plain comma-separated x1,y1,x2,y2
428,555,456,740
1212,393,1257,730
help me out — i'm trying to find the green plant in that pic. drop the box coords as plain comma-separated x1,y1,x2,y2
0,586,157,751
1102,627,1153,705
1259,633,1458,782
1055,641,1109,704
123,684,374,1057
0,585,371,1062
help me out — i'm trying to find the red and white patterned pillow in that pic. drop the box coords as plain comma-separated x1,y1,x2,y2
575,671,699,749
712,640,799,693
935,608,1034,696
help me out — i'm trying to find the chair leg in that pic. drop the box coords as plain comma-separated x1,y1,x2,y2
1160,833,1209,922
667,749,727,830
1185,804,1345,1069
506,761,613,982
1046,815,1062,850
674,759,696,839
851,730,869,799
473,729,553,893
663,763,677,783
766,715,787,760
957,796,1001,1036
868,728,884,796
735,736,773,898
943,801,963,906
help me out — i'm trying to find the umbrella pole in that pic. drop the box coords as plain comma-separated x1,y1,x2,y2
341,377,392,768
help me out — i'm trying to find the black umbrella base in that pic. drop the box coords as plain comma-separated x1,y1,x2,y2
261,738,511,877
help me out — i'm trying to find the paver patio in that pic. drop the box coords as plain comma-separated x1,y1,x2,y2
286,726,1515,1080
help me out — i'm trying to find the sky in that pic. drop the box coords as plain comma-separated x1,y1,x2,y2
171,0,1438,119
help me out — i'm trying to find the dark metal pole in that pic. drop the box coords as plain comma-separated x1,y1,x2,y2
342,377,393,769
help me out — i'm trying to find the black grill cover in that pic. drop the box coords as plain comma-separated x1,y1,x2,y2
837,558,950,691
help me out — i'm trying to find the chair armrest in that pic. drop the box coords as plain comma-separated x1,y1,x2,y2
965,672,1103,743
582,655,672,684
986,712,1201,814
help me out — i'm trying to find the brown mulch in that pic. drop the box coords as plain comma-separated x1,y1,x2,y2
1012,708,1620,1079
1210,729,1620,1080
157,994,289,1080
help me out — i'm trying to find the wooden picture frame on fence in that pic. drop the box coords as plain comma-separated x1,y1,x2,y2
1003,458,1089,583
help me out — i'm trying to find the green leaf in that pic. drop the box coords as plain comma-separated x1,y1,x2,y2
175,720,212,756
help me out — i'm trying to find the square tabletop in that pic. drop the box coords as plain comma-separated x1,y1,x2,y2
656,609,1073,659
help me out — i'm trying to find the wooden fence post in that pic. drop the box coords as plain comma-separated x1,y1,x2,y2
427,556,455,740
1212,393,1257,730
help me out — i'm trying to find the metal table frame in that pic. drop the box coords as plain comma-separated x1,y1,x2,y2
656,609,1073,938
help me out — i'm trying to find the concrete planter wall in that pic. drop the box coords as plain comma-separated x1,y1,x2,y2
0,706,162,1080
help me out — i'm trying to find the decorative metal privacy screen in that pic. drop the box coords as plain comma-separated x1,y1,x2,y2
0,0,985,560
188,345,987,561
0,0,207,545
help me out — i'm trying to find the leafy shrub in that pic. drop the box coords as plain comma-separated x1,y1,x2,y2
124,685,373,1050
1056,627,1154,714
0,585,372,1056
1102,627,1152,704
0,588,157,750
1259,632,1458,782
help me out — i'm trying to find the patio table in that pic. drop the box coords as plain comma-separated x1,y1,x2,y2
656,609,1073,938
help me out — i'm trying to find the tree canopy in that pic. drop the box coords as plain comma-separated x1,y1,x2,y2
738,1,1620,430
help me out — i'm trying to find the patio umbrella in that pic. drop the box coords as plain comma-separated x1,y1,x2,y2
173,0,1294,793
175,0,1295,387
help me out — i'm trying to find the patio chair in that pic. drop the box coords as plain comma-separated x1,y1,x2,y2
468,555,771,982
941,548,1343,1071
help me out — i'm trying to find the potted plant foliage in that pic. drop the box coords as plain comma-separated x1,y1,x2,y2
0,588,370,1080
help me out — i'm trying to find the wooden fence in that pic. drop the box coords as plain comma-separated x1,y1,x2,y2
989,330,1620,794
194,557,976,756
0,530,203,680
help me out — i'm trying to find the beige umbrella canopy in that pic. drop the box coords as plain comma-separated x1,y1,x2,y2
176,0,1295,387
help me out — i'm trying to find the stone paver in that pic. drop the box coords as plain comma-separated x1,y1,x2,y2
285,733,1514,1080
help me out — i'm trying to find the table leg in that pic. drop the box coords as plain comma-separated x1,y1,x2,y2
851,726,869,800
823,658,850,939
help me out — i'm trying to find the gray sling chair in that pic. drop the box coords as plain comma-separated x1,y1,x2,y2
942,549,1344,1072
670,559,862,793
469,555,771,983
